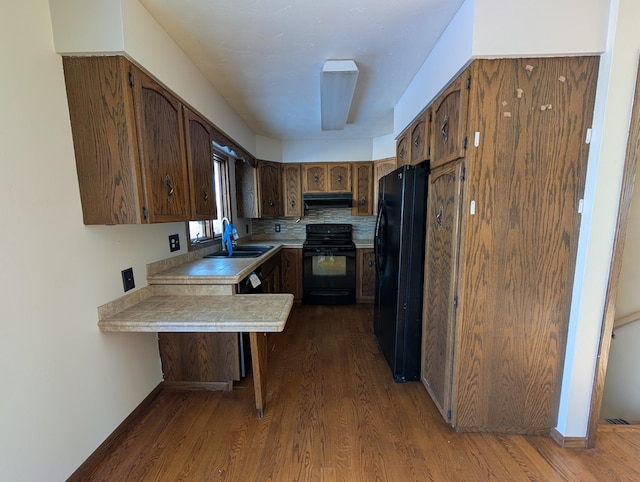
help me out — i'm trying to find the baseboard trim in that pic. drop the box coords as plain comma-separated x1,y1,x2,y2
163,380,233,391
549,428,589,449
66,383,163,481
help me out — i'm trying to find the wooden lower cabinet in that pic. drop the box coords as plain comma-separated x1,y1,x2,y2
356,248,375,303
421,56,599,434
159,332,240,384
280,248,302,301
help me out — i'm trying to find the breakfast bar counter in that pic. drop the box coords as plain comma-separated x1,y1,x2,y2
98,286,294,418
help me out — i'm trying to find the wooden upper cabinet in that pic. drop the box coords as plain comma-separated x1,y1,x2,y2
352,162,373,216
235,159,282,218
410,110,431,165
373,157,397,215
183,107,216,220
302,162,351,193
282,163,302,218
235,159,259,218
258,160,282,218
328,163,351,192
63,56,141,224
396,134,409,167
129,65,190,223
430,72,470,169
302,164,327,192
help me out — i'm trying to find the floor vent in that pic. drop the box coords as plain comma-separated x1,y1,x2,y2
605,418,630,425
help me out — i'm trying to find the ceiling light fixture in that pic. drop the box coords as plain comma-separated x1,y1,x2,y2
321,60,359,131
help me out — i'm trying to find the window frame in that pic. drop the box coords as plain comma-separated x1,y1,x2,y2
187,147,233,250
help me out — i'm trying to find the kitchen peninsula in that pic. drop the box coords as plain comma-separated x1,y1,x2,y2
98,241,301,418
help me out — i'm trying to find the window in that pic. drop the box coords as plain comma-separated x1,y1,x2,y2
188,148,232,247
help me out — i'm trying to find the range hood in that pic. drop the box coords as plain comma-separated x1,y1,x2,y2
303,192,353,210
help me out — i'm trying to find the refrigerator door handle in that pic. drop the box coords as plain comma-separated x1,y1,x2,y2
374,202,387,273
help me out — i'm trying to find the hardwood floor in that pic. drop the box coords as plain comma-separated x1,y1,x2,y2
71,304,640,481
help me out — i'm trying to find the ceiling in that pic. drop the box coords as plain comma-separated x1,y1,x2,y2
139,0,465,141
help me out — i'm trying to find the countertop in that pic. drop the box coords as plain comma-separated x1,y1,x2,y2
98,285,294,333
147,238,374,285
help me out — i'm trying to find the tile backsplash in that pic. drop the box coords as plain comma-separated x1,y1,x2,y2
251,208,376,240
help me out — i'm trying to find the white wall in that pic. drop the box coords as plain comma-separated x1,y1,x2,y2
601,322,640,421
472,0,609,57
282,138,373,163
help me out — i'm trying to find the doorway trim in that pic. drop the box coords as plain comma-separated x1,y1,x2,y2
586,57,640,448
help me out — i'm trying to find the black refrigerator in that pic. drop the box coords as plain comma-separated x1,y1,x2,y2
374,161,429,382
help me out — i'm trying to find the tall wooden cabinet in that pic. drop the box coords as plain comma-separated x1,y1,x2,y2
421,57,599,433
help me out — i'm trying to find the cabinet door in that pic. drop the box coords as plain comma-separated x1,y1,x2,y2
235,159,259,218
373,158,397,216
410,112,430,165
282,163,302,218
183,108,217,220
62,56,145,224
352,163,373,216
303,164,327,192
430,73,470,169
280,248,302,300
131,66,190,222
356,248,376,302
421,160,464,423
328,163,351,192
396,134,409,167
258,160,282,217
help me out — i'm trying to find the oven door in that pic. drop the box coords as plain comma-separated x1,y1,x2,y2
303,247,356,304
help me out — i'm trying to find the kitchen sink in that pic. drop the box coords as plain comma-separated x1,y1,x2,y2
203,245,273,259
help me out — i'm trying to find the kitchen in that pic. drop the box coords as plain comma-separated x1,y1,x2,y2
3,0,640,481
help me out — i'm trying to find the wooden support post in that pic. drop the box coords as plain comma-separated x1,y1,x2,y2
249,332,268,418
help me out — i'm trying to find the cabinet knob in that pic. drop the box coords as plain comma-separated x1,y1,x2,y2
314,174,319,184
337,174,343,183
368,260,374,267
202,185,208,202
269,200,274,207
165,175,174,202
290,199,296,207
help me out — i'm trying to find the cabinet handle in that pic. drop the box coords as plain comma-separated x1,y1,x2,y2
165,175,174,202
440,115,449,143
202,185,208,202
436,205,444,230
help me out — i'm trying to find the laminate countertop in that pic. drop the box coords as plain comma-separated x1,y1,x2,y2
146,239,374,285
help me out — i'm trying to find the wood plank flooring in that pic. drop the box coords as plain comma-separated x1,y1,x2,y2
71,304,640,481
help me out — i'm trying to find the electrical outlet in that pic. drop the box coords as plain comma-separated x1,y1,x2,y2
121,267,135,292
275,224,281,233
169,233,180,252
